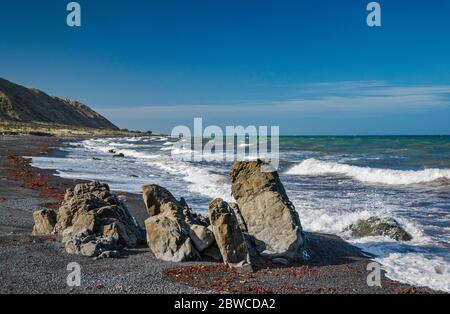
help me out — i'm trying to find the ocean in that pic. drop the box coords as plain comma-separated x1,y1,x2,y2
31,135,450,292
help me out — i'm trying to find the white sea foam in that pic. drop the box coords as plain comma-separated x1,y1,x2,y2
115,149,161,160
351,237,450,292
286,158,450,185
374,252,450,292
80,138,232,202
148,159,232,201
290,189,450,292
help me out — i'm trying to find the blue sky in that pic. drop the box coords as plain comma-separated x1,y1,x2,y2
1,0,450,134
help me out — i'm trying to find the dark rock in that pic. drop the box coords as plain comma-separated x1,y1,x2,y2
345,217,412,241
28,131,53,137
202,243,223,262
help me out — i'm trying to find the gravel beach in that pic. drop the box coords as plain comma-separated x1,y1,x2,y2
0,135,433,294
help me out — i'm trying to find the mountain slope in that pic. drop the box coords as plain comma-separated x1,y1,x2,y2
0,77,118,130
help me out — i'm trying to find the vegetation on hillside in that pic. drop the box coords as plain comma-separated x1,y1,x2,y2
0,120,155,137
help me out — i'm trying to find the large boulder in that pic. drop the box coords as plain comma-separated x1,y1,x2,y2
32,209,57,236
230,160,307,262
208,198,252,272
143,185,214,262
145,214,199,262
345,217,412,241
54,181,145,257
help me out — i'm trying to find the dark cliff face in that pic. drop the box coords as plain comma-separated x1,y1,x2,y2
0,77,119,130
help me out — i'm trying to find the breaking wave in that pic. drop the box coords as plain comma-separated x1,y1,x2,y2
285,158,450,185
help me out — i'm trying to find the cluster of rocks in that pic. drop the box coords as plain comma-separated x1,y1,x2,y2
32,182,145,258
32,160,412,270
142,184,218,263
142,160,309,271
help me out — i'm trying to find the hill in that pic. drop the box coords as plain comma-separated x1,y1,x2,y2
0,77,118,130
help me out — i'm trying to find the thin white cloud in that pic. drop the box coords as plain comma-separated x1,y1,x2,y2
102,81,450,121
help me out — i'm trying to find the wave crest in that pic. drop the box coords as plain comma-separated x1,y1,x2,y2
285,158,450,185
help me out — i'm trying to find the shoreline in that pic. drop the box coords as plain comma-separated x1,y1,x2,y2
0,135,436,294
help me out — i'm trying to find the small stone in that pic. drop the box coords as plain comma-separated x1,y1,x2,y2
32,209,57,236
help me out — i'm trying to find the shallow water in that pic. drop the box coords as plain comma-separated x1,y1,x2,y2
31,136,450,292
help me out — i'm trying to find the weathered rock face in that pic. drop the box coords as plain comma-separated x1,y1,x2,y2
63,228,119,258
143,184,183,217
52,181,144,257
230,160,307,262
143,185,208,225
32,209,57,236
208,198,252,272
145,215,199,262
143,185,213,262
189,224,215,252
345,217,412,241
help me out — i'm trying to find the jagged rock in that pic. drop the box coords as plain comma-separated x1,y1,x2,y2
142,184,180,217
32,209,57,236
55,181,144,257
345,217,412,241
143,185,202,262
230,160,307,262
145,214,199,262
181,198,210,226
63,230,118,257
229,203,260,261
142,185,209,225
208,198,253,272
189,224,215,252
